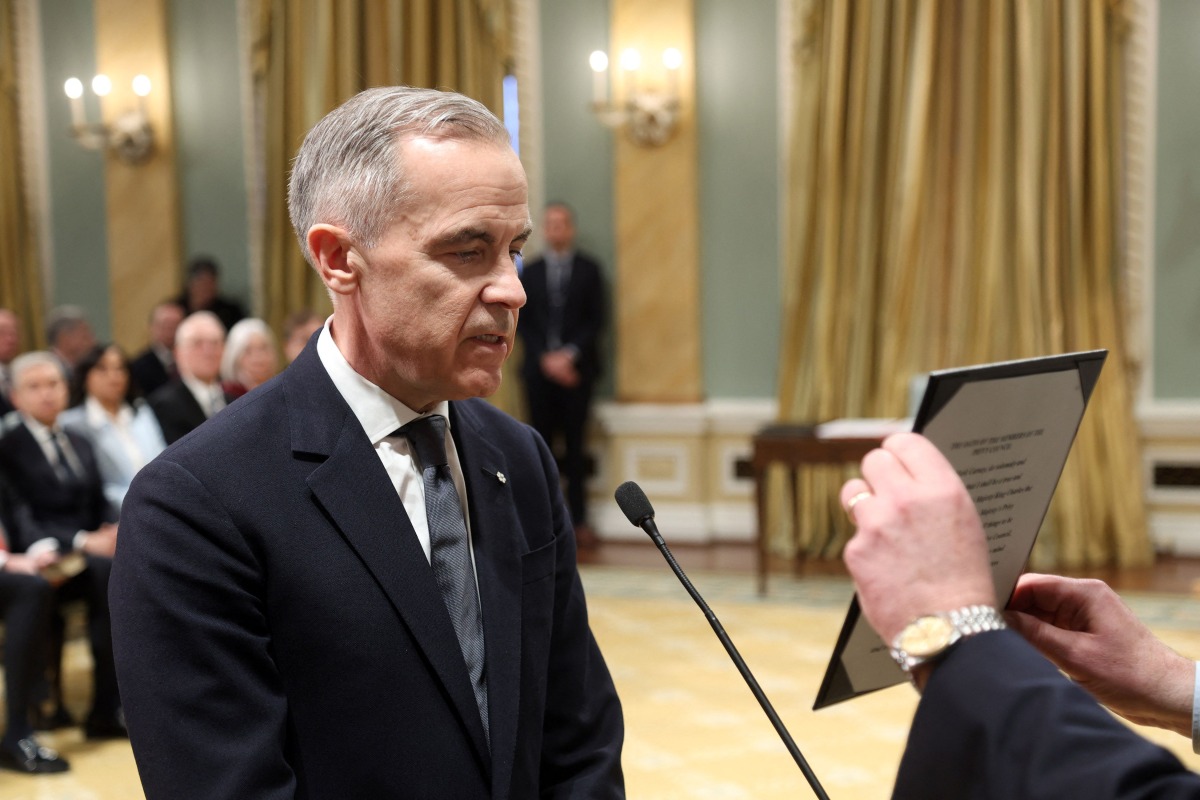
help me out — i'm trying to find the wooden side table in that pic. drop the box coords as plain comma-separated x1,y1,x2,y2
751,425,882,594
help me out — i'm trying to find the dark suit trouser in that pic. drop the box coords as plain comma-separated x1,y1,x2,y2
55,556,120,720
0,572,54,742
525,376,594,526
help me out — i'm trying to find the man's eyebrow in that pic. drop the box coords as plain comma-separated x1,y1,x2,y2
435,226,494,248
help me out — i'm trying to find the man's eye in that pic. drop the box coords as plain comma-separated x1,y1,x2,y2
455,250,480,262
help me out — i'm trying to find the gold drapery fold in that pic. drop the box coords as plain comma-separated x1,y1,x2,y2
777,0,1150,568
0,0,44,346
251,0,512,335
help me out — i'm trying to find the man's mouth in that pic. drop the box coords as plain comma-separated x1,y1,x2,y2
475,334,505,344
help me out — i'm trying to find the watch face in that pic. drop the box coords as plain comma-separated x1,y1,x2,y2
898,616,955,658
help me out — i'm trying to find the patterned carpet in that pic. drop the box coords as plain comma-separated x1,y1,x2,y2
3,566,1200,798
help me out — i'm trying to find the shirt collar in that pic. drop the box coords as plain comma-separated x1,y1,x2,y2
20,413,58,441
315,320,450,445
85,395,132,426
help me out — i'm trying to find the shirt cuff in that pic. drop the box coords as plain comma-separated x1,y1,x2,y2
1192,661,1200,754
73,530,90,552
0,550,8,570
26,537,61,558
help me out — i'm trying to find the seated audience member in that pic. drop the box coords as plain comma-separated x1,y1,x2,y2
840,433,1200,797
0,475,67,774
0,352,123,739
129,301,184,397
220,318,280,399
282,309,324,363
147,311,233,444
0,307,20,416
176,257,246,332
45,306,96,382
60,344,167,511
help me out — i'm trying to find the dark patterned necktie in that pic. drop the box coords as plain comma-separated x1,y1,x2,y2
399,414,489,743
50,431,78,483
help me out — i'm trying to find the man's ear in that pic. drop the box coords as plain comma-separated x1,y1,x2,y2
307,225,361,296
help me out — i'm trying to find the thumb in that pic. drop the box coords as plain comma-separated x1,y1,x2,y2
1006,609,1087,672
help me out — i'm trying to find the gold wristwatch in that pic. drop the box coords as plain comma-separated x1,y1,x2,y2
890,605,1007,675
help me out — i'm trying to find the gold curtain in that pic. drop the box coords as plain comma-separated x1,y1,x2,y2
777,0,1150,568
0,0,44,347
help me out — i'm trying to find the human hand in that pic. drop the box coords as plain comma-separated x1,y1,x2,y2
1008,573,1193,736
540,350,580,388
82,523,119,558
3,552,44,575
841,433,997,646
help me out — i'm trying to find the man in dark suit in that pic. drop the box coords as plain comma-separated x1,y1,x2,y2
0,474,68,774
128,301,184,397
175,257,247,333
146,311,233,444
0,307,19,416
111,86,624,799
0,352,122,740
518,203,606,543
840,433,1200,797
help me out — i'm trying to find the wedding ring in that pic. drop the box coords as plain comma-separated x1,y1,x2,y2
846,491,872,520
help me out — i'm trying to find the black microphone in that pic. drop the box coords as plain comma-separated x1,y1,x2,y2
614,481,830,800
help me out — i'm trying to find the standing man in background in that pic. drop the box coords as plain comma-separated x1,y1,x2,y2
111,86,624,799
518,203,607,546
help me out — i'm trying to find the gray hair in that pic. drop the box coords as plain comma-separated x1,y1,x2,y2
220,318,277,382
287,86,511,265
10,350,66,388
176,311,226,346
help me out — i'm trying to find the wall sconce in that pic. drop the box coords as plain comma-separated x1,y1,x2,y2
64,73,155,165
589,47,682,147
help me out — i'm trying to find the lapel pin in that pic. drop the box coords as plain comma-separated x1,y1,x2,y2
496,471,507,484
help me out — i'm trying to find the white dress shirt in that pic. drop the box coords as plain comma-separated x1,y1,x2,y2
315,322,476,570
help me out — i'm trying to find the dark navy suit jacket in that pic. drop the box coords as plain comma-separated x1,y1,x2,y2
110,342,624,799
0,421,116,550
896,629,1200,799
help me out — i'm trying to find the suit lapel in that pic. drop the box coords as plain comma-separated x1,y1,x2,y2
451,401,523,795
281,349,492,773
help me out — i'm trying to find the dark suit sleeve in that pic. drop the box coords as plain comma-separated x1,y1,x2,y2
895,629,1200,800
110,458,295,800
532,430,624,798
562,256,606,374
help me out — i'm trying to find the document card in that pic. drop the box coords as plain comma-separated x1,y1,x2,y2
813,350,1107,709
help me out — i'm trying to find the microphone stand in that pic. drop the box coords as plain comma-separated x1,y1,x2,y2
640,517,831,800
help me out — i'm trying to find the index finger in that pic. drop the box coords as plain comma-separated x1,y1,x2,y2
882,432,962,485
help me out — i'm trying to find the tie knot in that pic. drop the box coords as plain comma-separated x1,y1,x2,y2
400,414,449,471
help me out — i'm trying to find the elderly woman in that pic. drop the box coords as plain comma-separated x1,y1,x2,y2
59,344,166,511
220,318,279,399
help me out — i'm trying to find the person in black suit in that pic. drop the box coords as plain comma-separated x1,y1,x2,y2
839,433,1200,797
176,257,246,333
146,311,233,444
128,301,184,397
518,203,606,543
0,308,19,416
0,474,68,774
0,352,122,740
111,86,624,799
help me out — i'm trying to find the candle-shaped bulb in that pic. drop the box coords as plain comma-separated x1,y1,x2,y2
92,74,112,97
662,48,683,71
132,74,152,97
618,48,641,72
64,77,86,127
589,51,609,106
